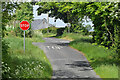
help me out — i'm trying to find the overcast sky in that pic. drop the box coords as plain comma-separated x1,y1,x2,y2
33,5,94,29
33,5,67,27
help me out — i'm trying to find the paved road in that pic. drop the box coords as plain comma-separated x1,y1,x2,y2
32,37,101,80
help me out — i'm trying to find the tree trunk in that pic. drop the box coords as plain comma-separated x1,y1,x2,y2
105,17,114,45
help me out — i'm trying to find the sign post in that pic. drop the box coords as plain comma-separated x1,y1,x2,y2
24,31,25,53
20,21,30,53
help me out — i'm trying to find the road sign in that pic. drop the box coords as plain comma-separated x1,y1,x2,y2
20,21,29,53
20,21,29,30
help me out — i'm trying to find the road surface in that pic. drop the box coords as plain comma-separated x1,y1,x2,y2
32,37,101,80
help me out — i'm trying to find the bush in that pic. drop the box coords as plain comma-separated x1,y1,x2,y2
41,26,57,34
41,28,48,34
48,27,57,34
14,27,34,38
2,36,52,78
2,39,9,55
56,28,65,36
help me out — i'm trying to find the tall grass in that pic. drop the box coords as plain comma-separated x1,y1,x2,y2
2,36,52,79
60,33,118,78
32,30,45,42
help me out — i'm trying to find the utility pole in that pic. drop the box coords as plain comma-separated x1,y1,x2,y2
67,12,70,33
47,12,49,33
67,23,71,33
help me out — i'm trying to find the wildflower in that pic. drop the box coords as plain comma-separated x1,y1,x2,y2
41,66,43,69
8,67,10,70
38,65,41,67
32,61,34,64
34,68,35,70
2,62,4,64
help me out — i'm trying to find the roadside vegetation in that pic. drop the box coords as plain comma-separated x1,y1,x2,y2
59,33,118,78
37,2,120,59
42,32,119,78
38,2,119,79
2,34,52,78
1,2,119,79
2,2,52,79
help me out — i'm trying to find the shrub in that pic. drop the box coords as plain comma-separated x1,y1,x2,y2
2,39,9,55
14,27,33,38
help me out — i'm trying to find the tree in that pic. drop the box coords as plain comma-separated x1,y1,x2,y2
1,2,19,56
36,2,120,58
14,2,34,37
85,2,120,58
85,24,92,31
15,2,33,23
36,2,85,32
2,2,19,37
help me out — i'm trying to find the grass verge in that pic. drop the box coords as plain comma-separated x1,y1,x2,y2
43,33,56,38
2,36,52,79
59,33,118,78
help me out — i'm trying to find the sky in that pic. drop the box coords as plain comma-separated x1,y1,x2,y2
33,5,67,27
33,5,94,30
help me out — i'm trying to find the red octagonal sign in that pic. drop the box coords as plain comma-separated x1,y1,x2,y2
20,21,29,30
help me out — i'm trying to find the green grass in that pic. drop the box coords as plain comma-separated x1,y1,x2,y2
59,33,118,78
2,35,52,79
31,30,45,42
95,64,118,78
43,33,56,38
30,36,45,42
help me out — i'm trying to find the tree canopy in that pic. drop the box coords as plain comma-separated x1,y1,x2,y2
15,2,33,23
36,2,120,58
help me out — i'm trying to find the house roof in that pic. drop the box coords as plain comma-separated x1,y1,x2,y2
31,18,54,30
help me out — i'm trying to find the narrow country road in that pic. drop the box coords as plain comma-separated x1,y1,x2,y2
32,37,101,80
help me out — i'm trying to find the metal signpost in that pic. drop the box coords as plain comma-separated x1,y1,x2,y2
20,21,29,53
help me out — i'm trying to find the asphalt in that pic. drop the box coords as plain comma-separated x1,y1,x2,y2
32,37,102,80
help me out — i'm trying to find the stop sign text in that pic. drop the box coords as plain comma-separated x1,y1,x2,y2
20,21,29,30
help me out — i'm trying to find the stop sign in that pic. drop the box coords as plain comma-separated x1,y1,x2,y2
20,21,29,30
